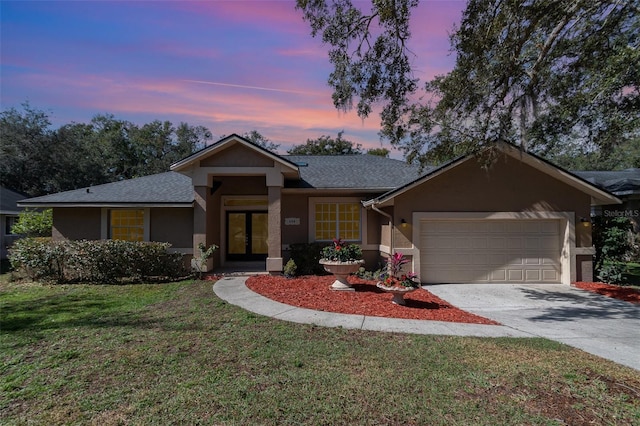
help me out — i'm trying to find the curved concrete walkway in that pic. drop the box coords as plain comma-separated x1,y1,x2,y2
213,277,640,371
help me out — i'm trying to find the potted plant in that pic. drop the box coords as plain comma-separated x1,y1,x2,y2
319,238,364,290
376,252,420,305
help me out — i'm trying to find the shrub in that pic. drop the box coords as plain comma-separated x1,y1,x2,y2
592,216,634,284
320,238,362,262
9,237,63,282
192,243,219,279
9,238,187,283
288,242,326,275
11,209,53,237
283,259,297,278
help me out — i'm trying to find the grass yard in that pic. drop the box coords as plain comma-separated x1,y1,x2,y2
1,278,639,425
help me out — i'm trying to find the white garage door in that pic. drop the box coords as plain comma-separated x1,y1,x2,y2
420,219,562,284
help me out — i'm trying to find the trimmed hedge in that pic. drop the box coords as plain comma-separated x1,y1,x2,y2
9,238,187,283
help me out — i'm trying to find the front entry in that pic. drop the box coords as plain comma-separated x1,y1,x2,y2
226,211,268,261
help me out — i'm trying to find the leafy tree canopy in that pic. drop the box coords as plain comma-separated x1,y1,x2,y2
366,147,390,157
297,0,640,169
242,130,281,152
1,103,212,197
287,131,363,155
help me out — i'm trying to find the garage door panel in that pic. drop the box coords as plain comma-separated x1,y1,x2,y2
420,219,562,284
508,270,524,281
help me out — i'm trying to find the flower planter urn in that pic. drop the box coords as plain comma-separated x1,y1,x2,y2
319,259,364,291
376,282,418,305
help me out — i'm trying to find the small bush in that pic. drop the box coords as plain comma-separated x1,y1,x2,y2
354,266,384,281
596,262,626,285
9,238,187,283
283,259,297,278
288,242,327,275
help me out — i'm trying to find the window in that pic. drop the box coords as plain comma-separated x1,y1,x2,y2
5,216,18,235
109,209,144,241
313,201,361,241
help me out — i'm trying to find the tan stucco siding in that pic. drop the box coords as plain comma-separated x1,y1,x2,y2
218,176,268,195
200,144,274,167
53,208,101,241
392,156,593,248
366,208,382,247
281,194,309,245
150,208,193,248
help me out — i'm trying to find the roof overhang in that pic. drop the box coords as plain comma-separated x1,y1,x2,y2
363,142,622,208
17,202,194,208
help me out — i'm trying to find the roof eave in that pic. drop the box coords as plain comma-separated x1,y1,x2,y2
17,202,194,208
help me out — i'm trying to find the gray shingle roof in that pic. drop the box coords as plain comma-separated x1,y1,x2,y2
19,172,194,206
285,154,424,190
24,149,628,206
572,169,640,195
1,187,27,213
19,155,426,205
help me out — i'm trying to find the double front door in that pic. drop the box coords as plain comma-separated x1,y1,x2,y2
226,211,268,261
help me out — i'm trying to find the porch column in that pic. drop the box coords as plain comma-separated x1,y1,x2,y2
266,180,283,273
193,185,211,271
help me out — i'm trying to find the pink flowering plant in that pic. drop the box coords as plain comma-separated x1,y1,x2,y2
379,252,420,288
320,238,362,262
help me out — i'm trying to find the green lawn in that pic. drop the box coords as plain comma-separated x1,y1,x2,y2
1,278,639,425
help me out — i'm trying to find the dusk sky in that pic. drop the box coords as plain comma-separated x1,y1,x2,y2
1,0,465,154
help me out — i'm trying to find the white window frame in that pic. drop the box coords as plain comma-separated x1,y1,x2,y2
308,197,366,243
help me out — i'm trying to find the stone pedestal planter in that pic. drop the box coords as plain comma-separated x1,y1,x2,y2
376,282,418,305
319,259,364,291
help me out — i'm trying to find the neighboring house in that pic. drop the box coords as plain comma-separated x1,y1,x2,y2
1,187,26,260
573,169,640,233
19,134,620,284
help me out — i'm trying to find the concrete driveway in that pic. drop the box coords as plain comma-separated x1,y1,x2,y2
427,283,640,371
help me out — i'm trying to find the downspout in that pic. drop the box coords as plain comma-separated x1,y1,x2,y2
369,202,394,256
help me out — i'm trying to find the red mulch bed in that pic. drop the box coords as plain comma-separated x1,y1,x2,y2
574,282,640,304
246,275,499,325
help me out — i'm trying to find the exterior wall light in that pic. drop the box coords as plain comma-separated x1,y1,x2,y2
401,218,408,228
580,217,591,227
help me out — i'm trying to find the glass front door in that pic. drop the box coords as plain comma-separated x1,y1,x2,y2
226,211,268,261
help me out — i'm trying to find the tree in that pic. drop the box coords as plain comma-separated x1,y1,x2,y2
175,122,211,157
0,103,55,196
287,131,362,155
1,103,214,196
242,130,280,152
367,147,390,158
296,0,640,167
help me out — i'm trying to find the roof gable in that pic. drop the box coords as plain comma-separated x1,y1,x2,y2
170,134,300,178
364,142,621,207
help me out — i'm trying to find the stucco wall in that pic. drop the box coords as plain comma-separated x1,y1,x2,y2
281,194,309,245
218,176,268,195
53,208,102,241
150,208,193,248
392,155,593,249
200,144,274,167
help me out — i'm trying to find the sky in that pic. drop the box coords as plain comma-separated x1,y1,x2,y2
1,0,465,155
